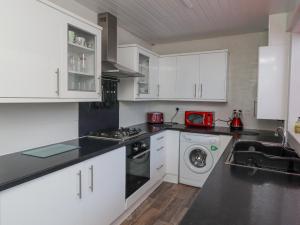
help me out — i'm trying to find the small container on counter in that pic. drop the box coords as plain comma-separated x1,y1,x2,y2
295,117,300,133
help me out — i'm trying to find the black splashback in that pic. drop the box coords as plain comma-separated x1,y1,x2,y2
79,102,119,136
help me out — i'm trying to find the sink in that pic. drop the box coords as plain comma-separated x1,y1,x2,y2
226,141,300,174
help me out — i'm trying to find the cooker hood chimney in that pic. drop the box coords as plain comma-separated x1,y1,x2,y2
98,12,144,78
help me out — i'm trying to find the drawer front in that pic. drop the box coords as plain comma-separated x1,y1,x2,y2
153,144,165,167
151,132,166,182
151,132,166,147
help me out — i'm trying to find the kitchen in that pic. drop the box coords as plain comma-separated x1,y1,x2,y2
1,0,300,225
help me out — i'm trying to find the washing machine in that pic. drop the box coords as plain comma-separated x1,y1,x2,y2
180,132,231,187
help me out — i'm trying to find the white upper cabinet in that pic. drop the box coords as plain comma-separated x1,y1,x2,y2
117,46,228,102
61,16,102,99
0,0,102,102
0,0,62,99
199,51,228,101
117,44,159,100
176,55,200,99
158,50,228,102
257,46,289,120
158,56,177,99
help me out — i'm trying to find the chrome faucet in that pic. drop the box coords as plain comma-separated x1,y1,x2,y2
275,127,288,148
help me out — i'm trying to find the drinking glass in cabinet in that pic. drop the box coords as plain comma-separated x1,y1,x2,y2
67,24,96,92
68,30,75,43
79,53,87,73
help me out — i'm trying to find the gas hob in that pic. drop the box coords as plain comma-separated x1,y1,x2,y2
88,127,145,141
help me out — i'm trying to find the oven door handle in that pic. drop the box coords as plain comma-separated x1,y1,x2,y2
131,149,150,159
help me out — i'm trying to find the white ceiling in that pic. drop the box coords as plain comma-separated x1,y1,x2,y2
76,0,297,44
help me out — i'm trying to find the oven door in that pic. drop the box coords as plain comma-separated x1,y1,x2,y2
126,149,150,198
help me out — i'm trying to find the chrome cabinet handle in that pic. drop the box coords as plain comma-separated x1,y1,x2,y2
132,149,150,159
157,84,160,97
156,146,164,152
157,136,164,141
254,100,257,117
156,164,164,170
137,83,140,96
89,165,94,192
194,84,197,98
200,83,203,98
55,68,60,96
97,76,101,96
77,170,82,199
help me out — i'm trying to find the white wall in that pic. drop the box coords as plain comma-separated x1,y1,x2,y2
119,32,283,130
118,27,152,49
119,102,151,127
0,104,78,156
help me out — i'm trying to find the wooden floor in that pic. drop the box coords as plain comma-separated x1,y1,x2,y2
121,182,200,225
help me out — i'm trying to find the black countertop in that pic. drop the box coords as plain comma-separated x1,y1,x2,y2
176,125,300,225
1,123,299,225
0,123,271,192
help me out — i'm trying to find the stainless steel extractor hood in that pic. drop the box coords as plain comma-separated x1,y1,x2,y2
98,12,144,78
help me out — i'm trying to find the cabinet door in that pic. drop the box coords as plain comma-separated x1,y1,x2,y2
60,16,101,100
0,0,62,98
0,163,85,225
136,48,152,98
164,131,180,183
158,56,177,99
137,52,159,99
199,52,228,101
149,54,160,99
176,55,199,99
257,46,289,120
83,147,126,225
151,132,166,185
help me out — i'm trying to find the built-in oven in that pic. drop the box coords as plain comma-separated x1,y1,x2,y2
126,137,150,199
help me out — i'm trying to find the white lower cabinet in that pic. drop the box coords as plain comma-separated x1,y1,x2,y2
164,130,180,183
0,162,84,225
150,132,167,185
0,147,125,225
82,147,126,225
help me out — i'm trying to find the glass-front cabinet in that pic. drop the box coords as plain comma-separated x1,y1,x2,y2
68,25,96,92
137,53,150,96
117,44,159,100
136,48,159,99
61,16,102,100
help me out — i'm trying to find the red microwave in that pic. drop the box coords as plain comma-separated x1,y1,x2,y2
185,111,214,128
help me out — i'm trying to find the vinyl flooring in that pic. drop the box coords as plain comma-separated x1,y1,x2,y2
121,182,200,225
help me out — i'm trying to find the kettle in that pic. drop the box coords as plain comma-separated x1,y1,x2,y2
230,110,243,130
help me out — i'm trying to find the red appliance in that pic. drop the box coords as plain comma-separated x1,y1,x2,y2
185,111,214,128
230,110,243,130
147,112,164,124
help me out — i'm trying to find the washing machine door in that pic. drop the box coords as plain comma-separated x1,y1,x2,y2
184,145,214,174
